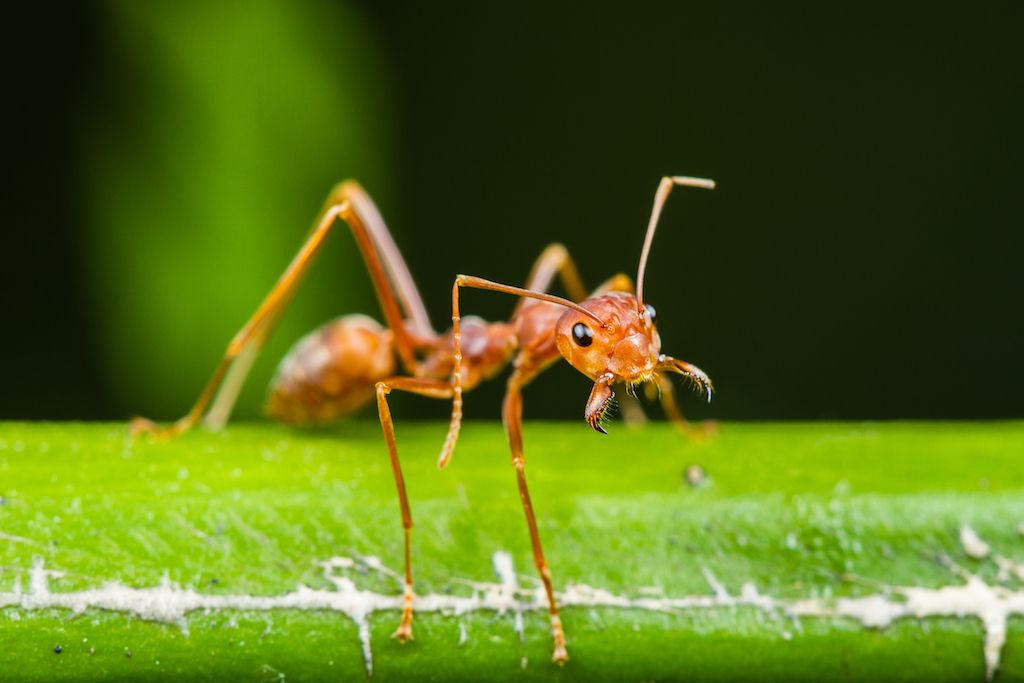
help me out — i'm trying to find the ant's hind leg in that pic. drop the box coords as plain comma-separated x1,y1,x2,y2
374,376,455,642
129,201,350,439
133,182,435,439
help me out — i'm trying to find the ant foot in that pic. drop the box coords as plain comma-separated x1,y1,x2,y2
392,591,414,643
695,419,718,438
550,615,569,664
391,621,414,643
672,418,718,441
129,416,159,438
129,416,187,441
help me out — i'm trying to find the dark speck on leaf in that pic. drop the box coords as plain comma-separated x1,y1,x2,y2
53,645,62,654
210,578,220,585
684,464,707,487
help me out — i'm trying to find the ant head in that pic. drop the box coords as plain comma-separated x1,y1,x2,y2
554,293,661,386
555,176,716,433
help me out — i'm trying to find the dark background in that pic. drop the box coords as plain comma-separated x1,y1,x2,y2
5,3,1022,423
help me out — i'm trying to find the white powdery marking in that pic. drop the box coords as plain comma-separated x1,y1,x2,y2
492,551,524,642
2,529,1023,680
794,576,1022,681
961,525,991,559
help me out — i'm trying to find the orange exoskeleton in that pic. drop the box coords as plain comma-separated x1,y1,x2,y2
132,175,716,664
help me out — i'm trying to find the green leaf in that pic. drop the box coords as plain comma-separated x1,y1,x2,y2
0,421,1022,681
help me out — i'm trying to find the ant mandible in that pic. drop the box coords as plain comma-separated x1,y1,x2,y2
132,175,716,664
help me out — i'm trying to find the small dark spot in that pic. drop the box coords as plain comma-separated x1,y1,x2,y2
684,464,707,487
210,577,220,585
53,645,62,654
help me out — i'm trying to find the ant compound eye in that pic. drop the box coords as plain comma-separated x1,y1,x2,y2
645,304,657,325
572,322,594,347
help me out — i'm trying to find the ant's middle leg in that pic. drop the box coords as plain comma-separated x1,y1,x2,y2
503,364,568,663
374,376,454,642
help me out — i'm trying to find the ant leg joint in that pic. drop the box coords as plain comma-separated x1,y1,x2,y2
537,560,552,580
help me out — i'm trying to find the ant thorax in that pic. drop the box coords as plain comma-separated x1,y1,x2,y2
419,316,517,389
554,292,662,384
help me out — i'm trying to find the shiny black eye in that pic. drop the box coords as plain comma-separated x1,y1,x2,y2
572,322,593,347
645,304,657,325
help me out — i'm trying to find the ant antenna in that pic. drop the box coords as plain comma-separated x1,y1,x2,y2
635,176,715,306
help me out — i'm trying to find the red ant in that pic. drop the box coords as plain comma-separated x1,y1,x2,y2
132,175,716,663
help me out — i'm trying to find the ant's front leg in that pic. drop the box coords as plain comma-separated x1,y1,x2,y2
441,275,601,659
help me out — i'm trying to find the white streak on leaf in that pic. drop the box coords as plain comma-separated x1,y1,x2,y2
1,528,1022,680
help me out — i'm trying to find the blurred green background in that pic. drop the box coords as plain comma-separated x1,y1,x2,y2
5,2,1022,423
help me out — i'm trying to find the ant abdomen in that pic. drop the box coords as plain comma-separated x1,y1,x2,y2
266,314,395,424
